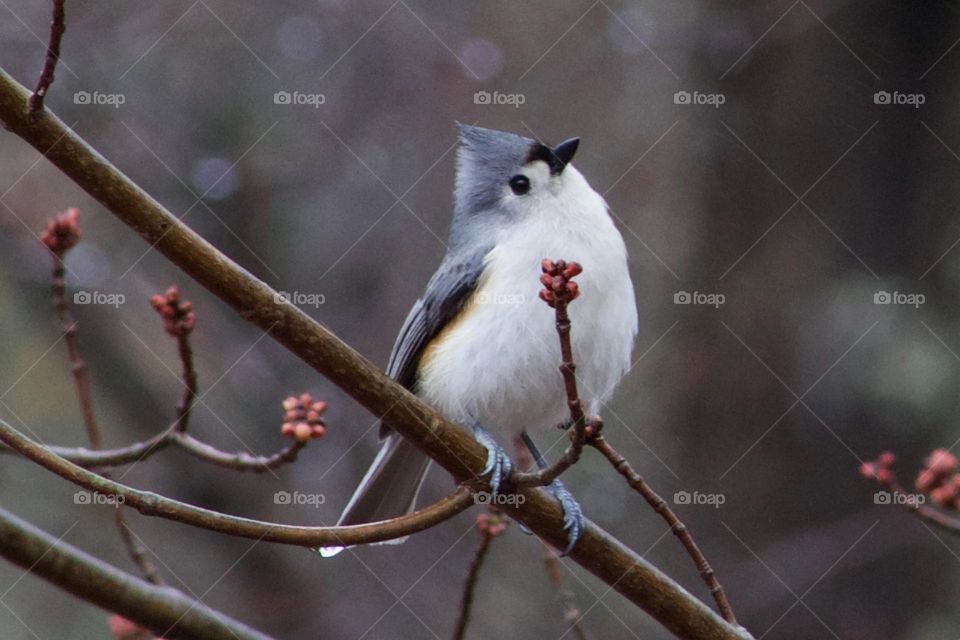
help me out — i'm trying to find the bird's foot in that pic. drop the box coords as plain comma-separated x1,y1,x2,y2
547,478,584,556
472,423,512,501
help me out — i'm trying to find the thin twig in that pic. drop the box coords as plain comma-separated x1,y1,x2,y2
173,332,197,432
50,255,101,448
173,432,306,471
114,512,164,585
513,261,587,488
543,550,591,640
48,235,166,585
29,0,66,113
513,436,591,639
28,430,308,472
452,512,502,640
0,415,473,547
588,429,737,625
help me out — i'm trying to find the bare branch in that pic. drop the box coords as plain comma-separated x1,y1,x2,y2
0,506,273,640
452,511,505,640
38,430,306,472
513,260,588,488
589,428,738,624
42,209,165,585
543,549,591,640
0,415,473,547
29,0,66,112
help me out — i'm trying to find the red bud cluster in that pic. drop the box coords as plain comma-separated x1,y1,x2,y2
40,207,81,257
859,451,896,485
149,286,195,337
917,449,960,508
475,509,507,537
539,259,583,308
281,393,327,443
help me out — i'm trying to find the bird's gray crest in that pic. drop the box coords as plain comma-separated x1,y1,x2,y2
453,123,534,219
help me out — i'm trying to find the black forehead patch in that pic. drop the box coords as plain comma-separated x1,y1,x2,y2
526,142,566,175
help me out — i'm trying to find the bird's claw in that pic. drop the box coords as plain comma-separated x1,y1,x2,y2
473,423,512,500
547,478,584,556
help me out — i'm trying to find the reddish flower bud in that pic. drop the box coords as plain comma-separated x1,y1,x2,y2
563,262,582,278
293,422,313,443
40,208,81,257
150,285,196,336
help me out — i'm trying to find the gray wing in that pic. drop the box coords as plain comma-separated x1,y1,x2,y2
379,245,490,437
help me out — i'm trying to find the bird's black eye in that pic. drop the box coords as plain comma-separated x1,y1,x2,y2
509,174,531,195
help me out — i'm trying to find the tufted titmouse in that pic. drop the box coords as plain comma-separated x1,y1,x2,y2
321,124,637,556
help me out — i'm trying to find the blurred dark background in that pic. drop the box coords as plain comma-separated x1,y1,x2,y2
2,1,960,638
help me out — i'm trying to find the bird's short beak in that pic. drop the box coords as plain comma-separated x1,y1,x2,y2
551,137,580,174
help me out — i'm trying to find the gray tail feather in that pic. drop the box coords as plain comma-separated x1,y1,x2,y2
318,434,431,557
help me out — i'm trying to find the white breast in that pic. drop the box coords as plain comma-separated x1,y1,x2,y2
417,166,638,436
